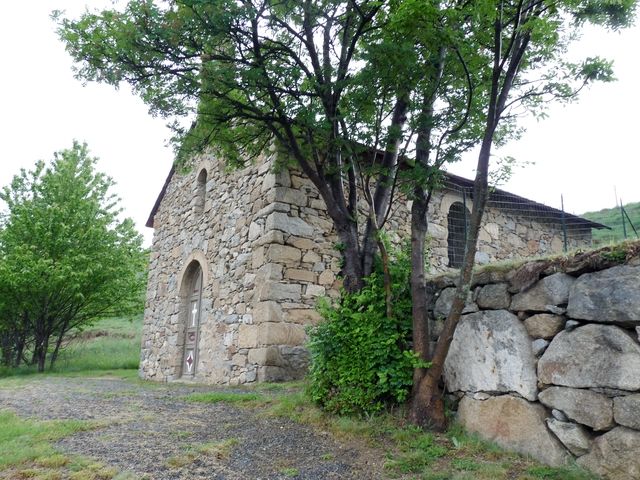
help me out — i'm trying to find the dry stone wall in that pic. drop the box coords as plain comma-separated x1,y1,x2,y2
430,253,640,479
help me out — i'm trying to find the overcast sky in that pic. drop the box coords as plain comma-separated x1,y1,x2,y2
1,2,638,246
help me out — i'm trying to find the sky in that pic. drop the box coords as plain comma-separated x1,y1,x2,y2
1,2,639,246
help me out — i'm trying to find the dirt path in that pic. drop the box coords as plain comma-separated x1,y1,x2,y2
0,376,388,480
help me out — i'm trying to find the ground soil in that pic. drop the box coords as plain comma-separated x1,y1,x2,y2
0,376,389,480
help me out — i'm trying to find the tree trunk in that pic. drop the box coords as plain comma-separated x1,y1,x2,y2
410,187,431,388
32,312,50,373
362,97,409,277
14,334,25,367
409,136,493,430
49,319,70,370
336,220,364,293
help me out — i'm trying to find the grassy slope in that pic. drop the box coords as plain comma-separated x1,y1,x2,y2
0,315,142,378
582,201,640,245
53,315,143,373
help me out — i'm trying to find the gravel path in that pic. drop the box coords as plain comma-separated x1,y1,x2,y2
0,376,388,480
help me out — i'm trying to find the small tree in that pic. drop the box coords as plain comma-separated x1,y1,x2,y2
0,142,147,372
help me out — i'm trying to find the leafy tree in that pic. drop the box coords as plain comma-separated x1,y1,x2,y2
0,142,147,372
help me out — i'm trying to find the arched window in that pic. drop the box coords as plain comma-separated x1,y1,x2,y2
195,169,207,214
447,202,470,268
181,262,203,377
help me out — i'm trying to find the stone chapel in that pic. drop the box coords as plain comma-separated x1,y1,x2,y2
140,151,606,385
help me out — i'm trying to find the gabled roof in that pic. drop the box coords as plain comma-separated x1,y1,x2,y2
145,164,609,231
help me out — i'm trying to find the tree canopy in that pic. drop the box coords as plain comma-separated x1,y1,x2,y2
56,0,488,291
56,0,635,292
0,142,147,371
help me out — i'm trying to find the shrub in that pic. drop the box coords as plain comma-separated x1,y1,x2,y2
307,248,424,416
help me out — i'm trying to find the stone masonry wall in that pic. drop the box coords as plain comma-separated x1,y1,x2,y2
347,188,591,273
430,251,640,480
141,152,343,385
142,151,593,386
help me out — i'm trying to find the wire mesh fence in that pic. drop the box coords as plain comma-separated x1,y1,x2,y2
433,173,636,271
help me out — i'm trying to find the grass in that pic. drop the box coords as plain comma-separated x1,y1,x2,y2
50,316,142,374
582,200,640,245
194,438,239,459
0,315,142,378
0,410,117,480
164,438,240,469
280,467,300,477
185,391,266,405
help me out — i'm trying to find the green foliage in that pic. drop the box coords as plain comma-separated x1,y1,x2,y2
0,142,147,371
307,248,424,416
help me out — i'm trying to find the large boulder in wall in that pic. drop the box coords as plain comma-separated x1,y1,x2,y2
567,265,640,326
443,310,538,401
538,386,614,431
577,427,640,480
613,394,640,430
457,395,570,466
511,272,575,312
538,324,640,390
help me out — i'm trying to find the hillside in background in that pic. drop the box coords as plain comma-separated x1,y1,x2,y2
582,201,640,245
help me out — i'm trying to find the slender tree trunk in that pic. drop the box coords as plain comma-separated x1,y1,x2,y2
362,97,409,277
408,75,442,391
410,188,431,388
49,319,70,369
32,313,50,372
15,334,25,367
409,134,493,430
35,332,49,373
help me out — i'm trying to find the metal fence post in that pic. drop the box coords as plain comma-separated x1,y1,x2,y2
621,198,628,240
561,194,568,253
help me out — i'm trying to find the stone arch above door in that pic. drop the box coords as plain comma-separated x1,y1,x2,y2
178,251,209,291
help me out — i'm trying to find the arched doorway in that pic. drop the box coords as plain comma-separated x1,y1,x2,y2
182,263,203,378
447,202,470,268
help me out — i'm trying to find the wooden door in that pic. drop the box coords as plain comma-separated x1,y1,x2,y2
182,266,203,377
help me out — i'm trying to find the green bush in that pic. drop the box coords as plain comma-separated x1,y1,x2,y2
307,248,424,416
